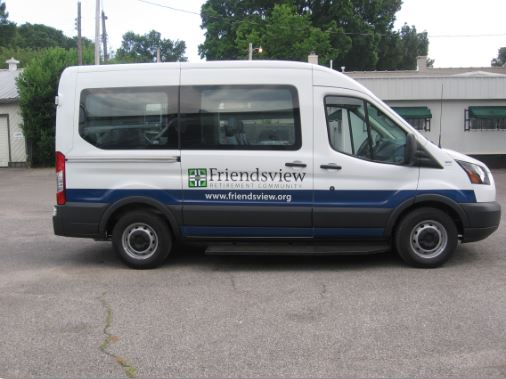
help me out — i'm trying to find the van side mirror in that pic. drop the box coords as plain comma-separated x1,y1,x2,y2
405,133,417,165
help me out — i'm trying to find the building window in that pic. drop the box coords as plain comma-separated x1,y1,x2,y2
391,106,432,132
180,85,301,150
465,106,506,131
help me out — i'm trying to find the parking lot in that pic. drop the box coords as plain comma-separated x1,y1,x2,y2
0,168,505,378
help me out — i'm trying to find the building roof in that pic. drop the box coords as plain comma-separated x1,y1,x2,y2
0,68,20,103
350,75,506,101
347,67,506,78
347,56,506,79
345,56,506,101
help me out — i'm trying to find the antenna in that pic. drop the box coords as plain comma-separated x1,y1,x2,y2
438,83,444,148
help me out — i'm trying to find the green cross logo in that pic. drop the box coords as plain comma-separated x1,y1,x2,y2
188,168,208,188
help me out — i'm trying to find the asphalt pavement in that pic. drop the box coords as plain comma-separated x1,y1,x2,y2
0,168,505,378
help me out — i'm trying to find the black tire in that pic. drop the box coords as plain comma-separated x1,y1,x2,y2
112,211,172,269
395,207,458,268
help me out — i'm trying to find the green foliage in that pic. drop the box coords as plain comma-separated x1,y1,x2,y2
16,47,94,166
376,24,432,70
305,0,402,70
113,30,187,63
0,47,40,68
14,23,75,49
0,1,94,63
0,0,7,22
199,0,432,71
491,47,506,67
199,0,282,60
0,0,16,47
235,4,348,64
0,2,96,165
0,21,15,46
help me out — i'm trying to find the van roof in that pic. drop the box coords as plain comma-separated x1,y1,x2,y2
67,60,328,73
63,60,370,96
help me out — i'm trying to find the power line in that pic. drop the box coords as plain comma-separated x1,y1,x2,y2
134,0,370,35
135,0,506,40
136,0,200,16
429,33,506,38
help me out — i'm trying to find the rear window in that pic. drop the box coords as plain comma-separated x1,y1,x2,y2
79,87,179,150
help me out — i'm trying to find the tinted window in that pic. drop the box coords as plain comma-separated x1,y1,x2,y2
79,87,179,149
325,96,407,164
180,85,301,150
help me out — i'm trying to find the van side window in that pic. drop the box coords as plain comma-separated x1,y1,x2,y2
79,87,178,150
325,96,407,164
180,85,301,150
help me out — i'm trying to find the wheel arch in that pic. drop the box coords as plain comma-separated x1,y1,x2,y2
385,194,469,238
99,197,182,240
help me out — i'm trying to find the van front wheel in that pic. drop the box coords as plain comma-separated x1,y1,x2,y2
395,208,458,268
112,211,171,269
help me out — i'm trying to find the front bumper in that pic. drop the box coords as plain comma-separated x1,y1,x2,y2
460,201,501,242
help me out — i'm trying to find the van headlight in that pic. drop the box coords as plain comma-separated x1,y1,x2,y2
457,160,490,185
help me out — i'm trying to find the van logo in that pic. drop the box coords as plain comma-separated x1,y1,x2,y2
188,168,208,188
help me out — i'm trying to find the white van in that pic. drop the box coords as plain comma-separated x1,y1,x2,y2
53,61,501,269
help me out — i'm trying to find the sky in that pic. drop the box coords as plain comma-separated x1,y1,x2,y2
4,0,506,68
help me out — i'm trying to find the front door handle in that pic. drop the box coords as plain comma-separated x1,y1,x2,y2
320,163,342,170
285,161,307,168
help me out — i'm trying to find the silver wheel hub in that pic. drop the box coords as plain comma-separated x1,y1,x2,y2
122,223,158,260
410,220,448,259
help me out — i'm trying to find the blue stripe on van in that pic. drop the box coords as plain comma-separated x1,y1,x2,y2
66,189,183,204
65,188,476,207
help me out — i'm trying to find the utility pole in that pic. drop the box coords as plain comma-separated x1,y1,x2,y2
76,1,82,65
101,11,108,63
248,43,262,60
94,0,100,65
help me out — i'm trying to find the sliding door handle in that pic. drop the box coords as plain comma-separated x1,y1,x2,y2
320,163,342,170
285,161,307,168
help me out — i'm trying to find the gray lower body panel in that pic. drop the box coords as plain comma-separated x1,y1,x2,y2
53,202,107,238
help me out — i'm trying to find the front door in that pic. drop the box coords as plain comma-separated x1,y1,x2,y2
313,87,420,239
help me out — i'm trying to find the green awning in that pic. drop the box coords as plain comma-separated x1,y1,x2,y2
468,106,506,119
392,106,432,119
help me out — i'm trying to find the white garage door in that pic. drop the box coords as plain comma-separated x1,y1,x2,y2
0,116,9,167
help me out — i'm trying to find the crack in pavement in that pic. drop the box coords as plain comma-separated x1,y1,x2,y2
320,283,328,299
99,292,137,378
229,273,238,291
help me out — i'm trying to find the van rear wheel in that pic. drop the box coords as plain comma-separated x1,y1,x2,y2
112,211,171,269
395,207,458,268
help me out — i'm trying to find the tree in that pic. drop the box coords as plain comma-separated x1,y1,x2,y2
307,0,402,70
16,47,93,166
235,4,349,64
375,24,431,70
491,47,506,67
0,47,40,68
0,0,16,47
0,0,7,21
14,23,75,49
114,30,187,63
199,0,280,60
0,6,94,67
199,0,432,71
